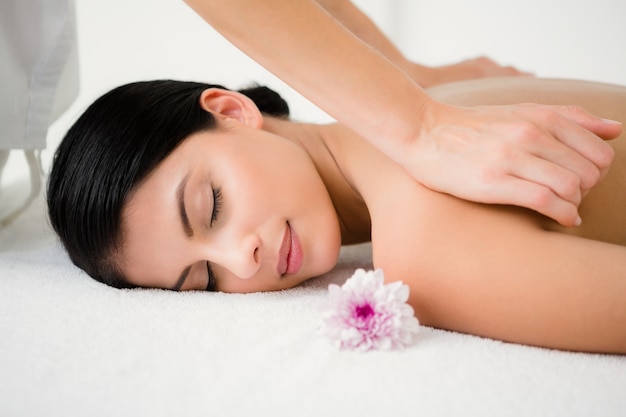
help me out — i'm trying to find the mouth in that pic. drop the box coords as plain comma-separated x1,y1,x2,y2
277,221,303,276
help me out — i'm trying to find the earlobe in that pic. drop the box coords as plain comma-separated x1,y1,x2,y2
199,88,263,128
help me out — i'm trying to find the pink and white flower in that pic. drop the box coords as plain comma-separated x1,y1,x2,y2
318,269,420,351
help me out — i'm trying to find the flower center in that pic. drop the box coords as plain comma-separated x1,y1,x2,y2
355,304,374,319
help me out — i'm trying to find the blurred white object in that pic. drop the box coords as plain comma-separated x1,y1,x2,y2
0,0,79,226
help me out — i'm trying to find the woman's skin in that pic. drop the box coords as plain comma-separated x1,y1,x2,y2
121,78,626,353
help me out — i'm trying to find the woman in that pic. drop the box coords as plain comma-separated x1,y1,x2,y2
47,77,626,354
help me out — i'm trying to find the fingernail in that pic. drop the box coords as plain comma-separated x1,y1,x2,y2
575,216,582,226
600,118,622,125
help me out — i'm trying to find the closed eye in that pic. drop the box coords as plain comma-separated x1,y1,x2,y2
211,186,222,226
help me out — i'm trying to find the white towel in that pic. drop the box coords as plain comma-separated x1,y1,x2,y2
1,188,625,417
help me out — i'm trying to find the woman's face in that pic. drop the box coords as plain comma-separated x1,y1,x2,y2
120,117,342,293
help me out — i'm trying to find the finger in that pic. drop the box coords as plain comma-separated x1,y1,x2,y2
527,123,603,193
474,56,532,77
553,105,623,141
491,176,581,227
545,108,615,187
547,104,621,139
496,66,529,77
507,152,583,207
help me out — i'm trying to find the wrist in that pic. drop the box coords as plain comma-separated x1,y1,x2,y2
379,87,442,166
404,62,439,88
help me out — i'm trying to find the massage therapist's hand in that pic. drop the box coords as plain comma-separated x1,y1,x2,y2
409,56,533,88
403,100,621,226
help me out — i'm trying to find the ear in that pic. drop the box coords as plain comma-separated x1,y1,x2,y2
198,88,263,128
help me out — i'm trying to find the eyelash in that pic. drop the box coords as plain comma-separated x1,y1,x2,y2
211,186,222,226
205,186,222,292
206,261,217,292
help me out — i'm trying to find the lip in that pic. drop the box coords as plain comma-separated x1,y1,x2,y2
277,221,303,276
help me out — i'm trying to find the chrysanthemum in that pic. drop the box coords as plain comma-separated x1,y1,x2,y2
318,269,420,351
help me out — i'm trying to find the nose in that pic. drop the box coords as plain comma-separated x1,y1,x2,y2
204,231,261,279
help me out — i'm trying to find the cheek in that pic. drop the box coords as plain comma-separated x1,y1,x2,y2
223,163,274,214
224,148,317,207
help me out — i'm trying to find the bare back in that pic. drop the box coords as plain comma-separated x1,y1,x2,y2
426,77,626,244
334,77,626,353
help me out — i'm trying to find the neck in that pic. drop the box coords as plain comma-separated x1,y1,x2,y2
262,117,371,244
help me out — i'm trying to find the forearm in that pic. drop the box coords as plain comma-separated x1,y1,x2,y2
314,0,417,74
183,0,431,156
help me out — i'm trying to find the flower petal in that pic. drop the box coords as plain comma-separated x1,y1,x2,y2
318,269,420,351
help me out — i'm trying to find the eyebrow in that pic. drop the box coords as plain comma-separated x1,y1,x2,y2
177,173,194,237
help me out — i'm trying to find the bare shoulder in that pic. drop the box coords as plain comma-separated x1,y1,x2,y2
365,168,626,352
366,172,543,322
